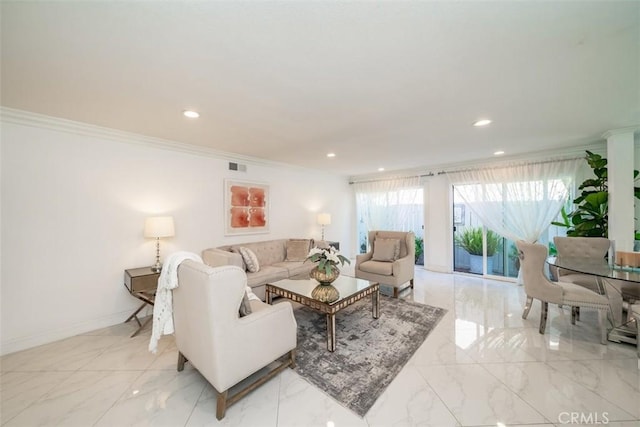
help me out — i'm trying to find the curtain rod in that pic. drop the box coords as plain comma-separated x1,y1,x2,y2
349,156,584,184
348,173,433,185
437,156,583,175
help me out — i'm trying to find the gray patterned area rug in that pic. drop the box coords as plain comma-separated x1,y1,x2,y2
293,295,447,417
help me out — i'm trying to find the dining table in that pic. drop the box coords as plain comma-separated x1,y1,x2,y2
547,256,639,345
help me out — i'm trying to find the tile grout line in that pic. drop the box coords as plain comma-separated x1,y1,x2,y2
90,369,148,427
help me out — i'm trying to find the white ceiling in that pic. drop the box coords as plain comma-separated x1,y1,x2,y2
1,1,639,177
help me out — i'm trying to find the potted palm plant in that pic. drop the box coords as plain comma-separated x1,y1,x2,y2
552,150,640,238
455,227,501,274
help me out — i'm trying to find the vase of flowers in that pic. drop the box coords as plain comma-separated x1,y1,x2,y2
311,283,340,303
305,246,350,285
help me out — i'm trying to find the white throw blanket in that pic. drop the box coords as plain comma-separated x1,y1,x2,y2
148,251,203,353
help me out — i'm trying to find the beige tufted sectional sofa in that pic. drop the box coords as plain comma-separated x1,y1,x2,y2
202,238,319,301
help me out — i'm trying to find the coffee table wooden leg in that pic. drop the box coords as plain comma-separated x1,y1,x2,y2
372,289,380,319
326,313,336,352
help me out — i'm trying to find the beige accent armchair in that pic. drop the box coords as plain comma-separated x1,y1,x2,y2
517,241,610,345
355,230,415,297
173,261,297,420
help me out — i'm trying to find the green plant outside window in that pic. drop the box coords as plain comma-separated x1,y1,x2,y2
455,227,501,256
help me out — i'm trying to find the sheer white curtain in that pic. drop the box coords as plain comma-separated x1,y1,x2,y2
353,176,422,235
447,159,581,243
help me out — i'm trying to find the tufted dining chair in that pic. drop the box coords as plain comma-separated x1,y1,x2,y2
631,304,640,369
517,241,610,345
554,236,639,324
552,236,610,292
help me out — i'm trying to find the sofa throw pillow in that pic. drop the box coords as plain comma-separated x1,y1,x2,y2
316,240,331,249
229,246,247,270
286,239,311,262
372,238,401,262
238,247,260,273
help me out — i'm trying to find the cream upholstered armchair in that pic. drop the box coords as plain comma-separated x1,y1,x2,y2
517,241,610,345
173,261,297,420
355,230,415,297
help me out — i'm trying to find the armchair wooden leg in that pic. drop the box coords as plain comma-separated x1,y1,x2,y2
539,301,548,334
522,296,533,319
393,287,399,298
212,349,296,419
571,307,578,325
289,348,296,369
216,390,229,420
177,352,187,372
410,278,414,288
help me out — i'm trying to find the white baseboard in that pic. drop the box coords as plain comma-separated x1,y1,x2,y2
424,264,451,273
0,310,134,356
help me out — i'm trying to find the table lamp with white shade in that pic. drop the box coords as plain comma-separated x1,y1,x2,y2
317,213,331,241
144,216,175,272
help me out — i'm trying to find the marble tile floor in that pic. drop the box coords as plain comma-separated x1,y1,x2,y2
1,269,639,427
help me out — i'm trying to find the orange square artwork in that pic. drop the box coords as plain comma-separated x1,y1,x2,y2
225,180,269,235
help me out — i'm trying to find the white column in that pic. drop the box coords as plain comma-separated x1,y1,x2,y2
605,128,636,252
424,175,452,273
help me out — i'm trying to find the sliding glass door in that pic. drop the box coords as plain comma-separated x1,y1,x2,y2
453,190,513,277
453,178,571,279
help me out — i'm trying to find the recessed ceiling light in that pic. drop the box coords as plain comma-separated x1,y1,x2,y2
473,119,492,127
378,167,385,172
327,153,336,158
494,150,505,156
183,110,200,118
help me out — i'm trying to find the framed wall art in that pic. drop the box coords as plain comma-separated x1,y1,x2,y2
224,179,270,235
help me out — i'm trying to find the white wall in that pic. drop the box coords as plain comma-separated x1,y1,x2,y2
424,175,452,273
0,112,352,355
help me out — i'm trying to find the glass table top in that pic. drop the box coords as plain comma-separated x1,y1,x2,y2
267,275,376,306
547,256,640,283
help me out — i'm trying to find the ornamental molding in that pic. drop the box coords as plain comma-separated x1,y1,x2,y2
0,107,307,172
601,126,640,139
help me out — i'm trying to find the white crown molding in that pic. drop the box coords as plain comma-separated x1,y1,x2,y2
0,107,327,174
601,126,640,139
